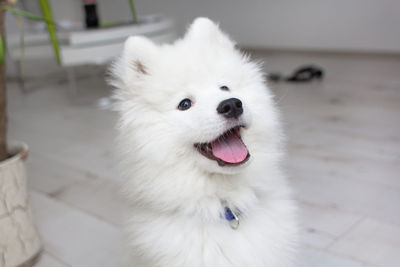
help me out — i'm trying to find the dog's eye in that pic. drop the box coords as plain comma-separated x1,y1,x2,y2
220,85,229,91
177,98,192,110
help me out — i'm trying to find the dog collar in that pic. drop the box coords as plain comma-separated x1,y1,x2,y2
222,201,240,230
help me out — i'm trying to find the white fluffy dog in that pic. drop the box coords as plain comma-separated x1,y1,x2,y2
110,17,298,267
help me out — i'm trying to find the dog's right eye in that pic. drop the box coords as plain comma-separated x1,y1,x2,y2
177,98,192,110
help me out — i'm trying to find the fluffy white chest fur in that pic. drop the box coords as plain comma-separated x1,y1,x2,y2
110,17,298,267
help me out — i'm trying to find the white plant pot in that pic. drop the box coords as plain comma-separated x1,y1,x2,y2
0,142,42,267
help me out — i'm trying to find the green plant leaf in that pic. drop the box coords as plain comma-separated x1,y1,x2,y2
0,35,5,65
13,13,25,77
38,0,61,65
3,6,54,24
128,0,138,24
3,4,61,65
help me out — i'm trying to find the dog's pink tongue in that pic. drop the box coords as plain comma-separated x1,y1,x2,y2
211,133,248,163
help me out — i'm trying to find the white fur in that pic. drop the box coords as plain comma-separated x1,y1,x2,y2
110,18,298,267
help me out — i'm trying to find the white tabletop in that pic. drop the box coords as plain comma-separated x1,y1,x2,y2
8,16,175,67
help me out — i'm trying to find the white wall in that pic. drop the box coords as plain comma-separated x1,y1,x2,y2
133,0,400,53
14,0,400,53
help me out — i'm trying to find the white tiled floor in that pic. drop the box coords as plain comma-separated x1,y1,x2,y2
31,192,122,267
6,51,400,267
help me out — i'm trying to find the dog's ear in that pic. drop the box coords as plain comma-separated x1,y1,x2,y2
123,36,158,76
184,17,235,48
110,36,159,91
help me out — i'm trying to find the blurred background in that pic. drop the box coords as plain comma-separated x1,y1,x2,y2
1,0,399,267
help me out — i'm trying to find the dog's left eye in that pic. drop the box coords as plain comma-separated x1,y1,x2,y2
177,98,192,110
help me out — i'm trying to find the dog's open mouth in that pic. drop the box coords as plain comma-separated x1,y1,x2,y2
194,126,250,167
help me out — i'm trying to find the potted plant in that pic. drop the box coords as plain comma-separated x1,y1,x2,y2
0,0,60,266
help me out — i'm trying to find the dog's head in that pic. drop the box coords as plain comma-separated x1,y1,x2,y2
111,18,281,175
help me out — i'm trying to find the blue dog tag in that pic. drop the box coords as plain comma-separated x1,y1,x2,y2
224,206,240,229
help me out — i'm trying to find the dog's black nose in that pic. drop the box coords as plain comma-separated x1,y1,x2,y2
217,98,243,119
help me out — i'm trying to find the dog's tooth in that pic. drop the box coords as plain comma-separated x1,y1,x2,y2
206,144,212,152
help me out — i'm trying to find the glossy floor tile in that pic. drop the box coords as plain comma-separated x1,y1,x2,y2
30,192,122,267
328,218,400,267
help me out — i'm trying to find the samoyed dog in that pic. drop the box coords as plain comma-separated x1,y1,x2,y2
110,17,298,267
